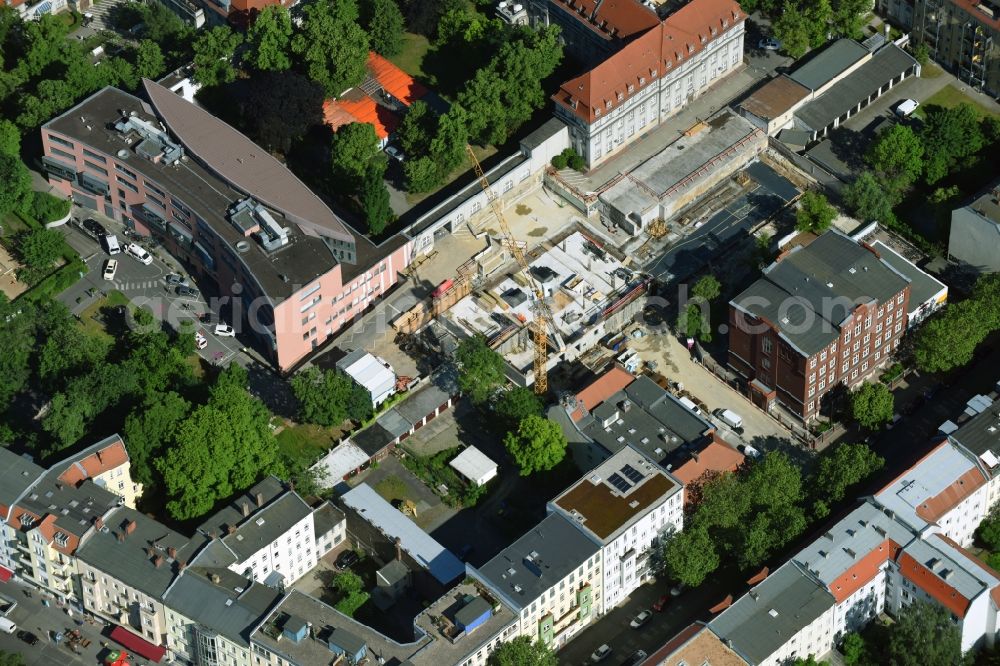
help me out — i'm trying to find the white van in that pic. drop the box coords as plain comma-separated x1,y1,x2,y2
895,99,919,117
715,408,744,432
0,617,16,634
103,234,121,255
678,396,703,415
127,242,153,265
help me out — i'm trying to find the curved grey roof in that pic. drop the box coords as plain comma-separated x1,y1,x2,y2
142,79,353,244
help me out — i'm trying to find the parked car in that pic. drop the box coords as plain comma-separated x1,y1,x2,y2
16,630,39,646
166,273,190,286
895,98,920,117
199,311,218,324
214,323,236,337
758,37,781,51
82,218,107,237
176,286,199,298
103,234,121,255
713,408,744,433
670,583,687,597
335,550,360,570
0,592,16,616
622,650,648,666
385,144,405,162
103,258,118,281
195,331,208,350
630,610,653,628
126,242,153,265
652,594,670,611
590,644,613,662
740,444,762,459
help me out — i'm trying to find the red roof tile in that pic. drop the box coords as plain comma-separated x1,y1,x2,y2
323,52,426,141
574,366,636,418
325,97,400,140
915,467,987,523
554,0,745,124
672,440,744,487
828,538,902,603
551,0,660,40
898,551,972,618
58,440,130,487
36,514,79,556
367,52,428,106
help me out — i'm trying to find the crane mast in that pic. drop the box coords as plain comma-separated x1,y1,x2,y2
465,145,550,395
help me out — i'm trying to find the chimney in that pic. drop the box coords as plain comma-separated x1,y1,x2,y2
153,555,164,568
256,492,265,508
227,524,237,536
209,573,221,584
168,546,177,559
94,517,104,530
395,537,402,562
241,502,251,518
125,520,137,535
116,532,125,543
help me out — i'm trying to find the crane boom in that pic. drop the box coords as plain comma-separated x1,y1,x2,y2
465,145,550,395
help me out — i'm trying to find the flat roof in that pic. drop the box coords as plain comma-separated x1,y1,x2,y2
143,79,353,243
337,350,396,397
43,87,340,302
165,569,282,647
0,450,44,511
789,38,868,91
413,582,517,665
475,513,598,610
709,562,836,664
552,448,680,542
871,241,947,308
341,484,464,584
740,75,811,121
449,447,497,483
950,402,1000,468
796,44,917,132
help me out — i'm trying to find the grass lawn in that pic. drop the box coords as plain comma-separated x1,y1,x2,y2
276,422,340,463
373,475,412,503
60,11,82,30
388,33,430,78
919,84,1000,119
78,290,129,340
921,62,944,79
1,213,30,238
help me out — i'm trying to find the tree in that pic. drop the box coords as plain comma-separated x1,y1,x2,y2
31,191,70,223
291,367,372,427
920,103,985,185
865,124,924,194
805,0,833,47
192,26,242,87
843,170,898,225
850,382,894,429
487,636,557,666
292,0,370,97
429,104,469,175
0,153,31,215
977,507,1000,551
691,274,722,302
773,1,812,58
0,294,34,411
363,0,404,57
36,302,109,385
330,122,381,189
455,334,506,404
810,442,884,506
677,303,713,342
403,155,443,193
496,386,543,428
332,570,369,616
662,526,720,587
123,391,190,487
134,39,165,80
831,0,868,38
15,227,64,284
0,119,20,155
503,414,567,475
360,160,392,236
0,650,26,666
158,365,285,520
240,71,324,154
397,100,435,156
914,300,989,373
796,191,837,233
884,601,962,666
246,5,293,72
841,632,865,665
912,41,930,66
792,657,828,666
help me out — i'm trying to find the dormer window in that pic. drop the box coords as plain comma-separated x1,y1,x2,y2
711,26,718,36
651,69,658,77
595,107,601,117
688,44,695,53
723,18,729,28
639,77,646,85
627,84,634,93
607,99,613,109
571,99,578,109
617,92,624,101
700,34,706,43
54,531,69,547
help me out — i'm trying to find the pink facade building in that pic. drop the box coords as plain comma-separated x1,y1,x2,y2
40,80,413,371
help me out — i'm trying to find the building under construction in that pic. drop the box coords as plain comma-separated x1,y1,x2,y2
441,229,649,387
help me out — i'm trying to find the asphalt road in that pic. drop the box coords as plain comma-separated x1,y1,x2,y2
646,162,799,283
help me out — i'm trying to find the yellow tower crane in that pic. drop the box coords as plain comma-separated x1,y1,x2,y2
465,145,551,395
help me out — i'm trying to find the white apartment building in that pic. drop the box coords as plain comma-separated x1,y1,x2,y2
549,448,683,611
472,513,603,650
551,0,746,167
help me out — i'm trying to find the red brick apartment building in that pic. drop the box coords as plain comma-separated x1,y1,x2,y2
727,231,912,420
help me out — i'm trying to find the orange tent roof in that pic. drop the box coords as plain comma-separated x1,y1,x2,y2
324,98,400,141
367,52,428,106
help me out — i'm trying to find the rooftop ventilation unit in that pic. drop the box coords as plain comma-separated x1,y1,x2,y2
114,115,183,164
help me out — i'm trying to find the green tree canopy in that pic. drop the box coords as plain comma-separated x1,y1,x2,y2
397,100,435,156
360,160,392,236
865,124,924,194
31,191,71,223
291,366,373,427
503,414,567,476
239,70,324,154
246,5,293,72
920,103,985,185
133,39,166,80
914,299,991,373
977,506,1000,551
691,274,721,302
831,0,869,37
292,0,370,97
0,293,34,411
495,386,543,429
810,442,884,506
883,601,962,666
843,170,898,225
840,632,866,665
850,382,894,429
662,526,720,587
772,1,812,58
362,0,405,57
0,119,20,155
486,636,557,666
677,303,713,342
455,334,507,404
16,226,64,274
123,391,191,487
0,153,31,215
796,191,837,233
192,26,242,87
330,122,382,190
331,569,369,616
0,650,26,666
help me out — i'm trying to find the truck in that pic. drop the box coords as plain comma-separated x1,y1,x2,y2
0,592,16,616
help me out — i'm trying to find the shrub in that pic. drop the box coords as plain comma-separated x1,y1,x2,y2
31,191,71,223
568,154,586,172
551,152,568,169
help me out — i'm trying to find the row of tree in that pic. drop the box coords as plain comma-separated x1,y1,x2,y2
660,443,884,586
768,0,870,58
913,272,1000,374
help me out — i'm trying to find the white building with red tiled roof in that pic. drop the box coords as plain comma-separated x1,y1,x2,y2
550,0,746,167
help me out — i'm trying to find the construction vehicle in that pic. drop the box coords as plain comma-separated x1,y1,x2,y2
465,145,553,395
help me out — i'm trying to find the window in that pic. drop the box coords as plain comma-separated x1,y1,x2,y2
862,361,869,372
809,357,817,368
84,160,108,176
897,293,904,305
895,322,902,332
49,135,74,149
820,350,827,361
853,354,859,365
115,164,137,179
819,380,826,391
808,387,816,398
855,324,862,335
761,357,770,369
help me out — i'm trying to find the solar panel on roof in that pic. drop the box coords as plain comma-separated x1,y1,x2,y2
621,464,644,483
608,473,631,493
